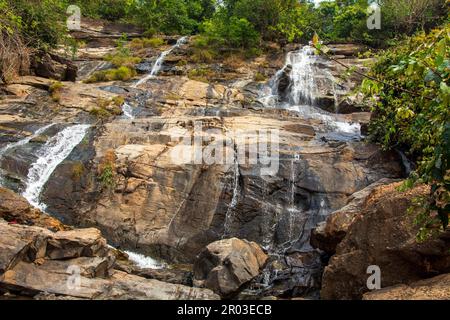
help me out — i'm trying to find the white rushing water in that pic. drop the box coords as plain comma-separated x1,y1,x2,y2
125,251,166,269
0,124,54,186
121,102,135,119
121,36,189,119
259,45,361,139
286,46,319,106
0,124,54,156
133,36,188,87
22,124,90,210
223,161,240,238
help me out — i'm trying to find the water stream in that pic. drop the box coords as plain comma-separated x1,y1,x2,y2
222,159,241,239
22,124,90,211
0,124,54,186
134,36,188,87
121,36,189,119
259,46,361,141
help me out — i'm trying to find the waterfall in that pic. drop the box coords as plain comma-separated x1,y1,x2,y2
134,36,188,87
396,150,413,176
22,124,90,210
121,36,189,119
0,124,54,186
0,124,54,156
222,160,240,239
121,102,134,119
286,47,318,106
124,250,166,270
259,45,361,139
287,155,299,245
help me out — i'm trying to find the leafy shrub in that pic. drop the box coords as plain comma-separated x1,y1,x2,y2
361,24,450,235
97,149,116,190
253,72,267,82
90,107,111,118
49,81,64,102
187,67,212,83
201,15,260,49
112,96,125,107
105,53,141,68
85,66,136,83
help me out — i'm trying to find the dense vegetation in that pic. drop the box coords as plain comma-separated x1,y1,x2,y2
361,23,449,237
1,0,447,50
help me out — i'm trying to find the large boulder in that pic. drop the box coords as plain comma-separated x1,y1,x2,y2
363,273,450,300
31,53,78,82
193,238,268,297
311,178,398,254
0,187,64,231
320,182,450,300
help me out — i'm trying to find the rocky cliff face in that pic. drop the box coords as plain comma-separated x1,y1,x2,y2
314,182,450,300
0,19,420,300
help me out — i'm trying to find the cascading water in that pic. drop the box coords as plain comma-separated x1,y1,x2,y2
0,124,54,186
286,47,319,106
124,250,166,270
259,45,361,140
248,45,366,296
121,102,135,119
222,160,241,239
22,124,90,210
286,154,299,248
120,36,189,119
134,36,188,87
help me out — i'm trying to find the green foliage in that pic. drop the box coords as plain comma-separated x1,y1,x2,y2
112,96,125,107
2,0,447,56
74,0,131,21
361,24,450,235
201,14,260,49
128,0,215,35
253,72,267,82
99,164,115,189
49,81,64,102
85,66,136,83
97,150,117,190
187,67,213,83
0,0,67,50
128,37,166,50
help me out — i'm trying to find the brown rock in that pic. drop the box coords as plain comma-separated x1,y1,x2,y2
46,228,109,260
193,238,268,297
0,221,51,274
320,182,450,300
363,273,450,300
311,178,398,254
0,187,64,231
31,53,78,82
0,220,217,300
